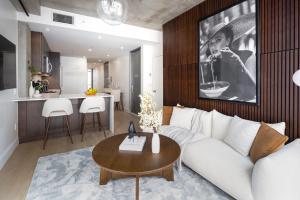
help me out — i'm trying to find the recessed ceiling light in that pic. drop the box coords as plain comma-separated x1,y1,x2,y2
45,28,50,32
88,48,92,52
98,35,102,40
98,59,102,62
120,46,124,50
106,54,110,57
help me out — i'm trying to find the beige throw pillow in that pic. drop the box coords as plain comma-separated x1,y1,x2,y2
162,106,173,125
250,122,289,163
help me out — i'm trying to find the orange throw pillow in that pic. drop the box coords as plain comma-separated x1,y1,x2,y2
250,122,288,163
162,106,173,125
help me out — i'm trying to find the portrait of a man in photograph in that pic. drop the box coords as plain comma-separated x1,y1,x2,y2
199,0,258,103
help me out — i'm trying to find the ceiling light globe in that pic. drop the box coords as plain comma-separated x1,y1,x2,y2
97,0,128,25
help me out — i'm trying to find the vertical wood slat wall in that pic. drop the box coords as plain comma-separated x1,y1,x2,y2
163,0,300,142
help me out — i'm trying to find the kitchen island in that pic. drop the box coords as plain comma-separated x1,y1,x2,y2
14,93,114,143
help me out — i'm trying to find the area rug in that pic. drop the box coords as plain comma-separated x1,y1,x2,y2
26,147,234,200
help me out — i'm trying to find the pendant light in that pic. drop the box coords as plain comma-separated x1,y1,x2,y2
97,0,128,25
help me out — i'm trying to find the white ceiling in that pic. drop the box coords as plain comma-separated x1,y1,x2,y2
19,0,205,63
28,22,143,62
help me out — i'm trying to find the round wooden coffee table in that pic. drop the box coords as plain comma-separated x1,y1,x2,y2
92,132,181,200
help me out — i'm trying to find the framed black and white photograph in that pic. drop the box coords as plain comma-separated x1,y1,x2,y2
198,0,259,104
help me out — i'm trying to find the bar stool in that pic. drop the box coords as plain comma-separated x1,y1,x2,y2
79,96,106,141
42,98,74,149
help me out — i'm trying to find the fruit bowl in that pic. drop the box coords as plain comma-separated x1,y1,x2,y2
200,81,230,98
85,88,97,96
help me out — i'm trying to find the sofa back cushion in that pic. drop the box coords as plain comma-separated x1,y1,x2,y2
250,122,288,163
162,106,173,125
191,109,212,137
170,107,195,130
211,110,233,140
224,116,261,156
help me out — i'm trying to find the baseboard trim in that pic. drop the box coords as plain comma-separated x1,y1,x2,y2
0,138,18,170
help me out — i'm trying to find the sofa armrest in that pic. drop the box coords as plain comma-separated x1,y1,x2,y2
252,139,300,200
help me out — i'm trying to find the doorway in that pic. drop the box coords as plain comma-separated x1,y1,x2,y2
104,62,110,88
130,48,141,114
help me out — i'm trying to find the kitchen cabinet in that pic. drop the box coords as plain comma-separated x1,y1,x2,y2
17,97,111,143
31,31,50,72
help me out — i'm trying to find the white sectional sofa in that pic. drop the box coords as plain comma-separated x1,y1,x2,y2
160,107,300,200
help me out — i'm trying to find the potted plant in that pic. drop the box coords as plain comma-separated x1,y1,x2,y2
138,94,162,153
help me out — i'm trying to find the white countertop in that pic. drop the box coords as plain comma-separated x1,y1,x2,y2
13,93,113,102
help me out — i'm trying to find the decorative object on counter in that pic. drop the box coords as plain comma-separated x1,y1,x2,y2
41,80,49,93
128,121,137,139
85,88,97,96
29,81,34,98
33,90,42,98
35,83,44,93
29,65,42,82
28,65,38,74
138,94,162,154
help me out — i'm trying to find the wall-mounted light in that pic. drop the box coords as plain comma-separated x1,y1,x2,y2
293,69,300,86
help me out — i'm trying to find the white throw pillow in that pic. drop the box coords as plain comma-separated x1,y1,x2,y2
211,110,233,140
170,107,195,130
266,122,286,135
191,109,212,137
224,116,261,156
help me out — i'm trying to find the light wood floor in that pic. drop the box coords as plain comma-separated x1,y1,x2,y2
0,111,141,200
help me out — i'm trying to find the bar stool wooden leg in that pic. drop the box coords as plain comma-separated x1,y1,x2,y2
97,112,106,138
64,116,73,144
43,118,51,150
81,114,86,142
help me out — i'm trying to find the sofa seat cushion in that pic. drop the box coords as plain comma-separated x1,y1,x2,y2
182,138,254,200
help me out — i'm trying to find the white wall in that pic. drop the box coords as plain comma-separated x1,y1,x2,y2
0,0,19,170
109,55,130,111
61,56,88,94
17,22,31,97
141,44,163,109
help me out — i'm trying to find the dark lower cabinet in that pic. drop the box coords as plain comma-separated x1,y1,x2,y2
18,98,110,143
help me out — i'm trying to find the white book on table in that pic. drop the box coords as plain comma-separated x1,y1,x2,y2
119,136,146,152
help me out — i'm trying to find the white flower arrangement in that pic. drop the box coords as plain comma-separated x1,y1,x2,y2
138,94,162,131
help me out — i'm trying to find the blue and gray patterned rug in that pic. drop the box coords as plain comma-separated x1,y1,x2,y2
26,147,233,200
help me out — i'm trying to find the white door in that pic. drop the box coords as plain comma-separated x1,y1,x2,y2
152,55,163,109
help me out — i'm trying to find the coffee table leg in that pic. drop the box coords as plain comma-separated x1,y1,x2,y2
162,166,174,181
136,175,139,200
100,168,112,185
